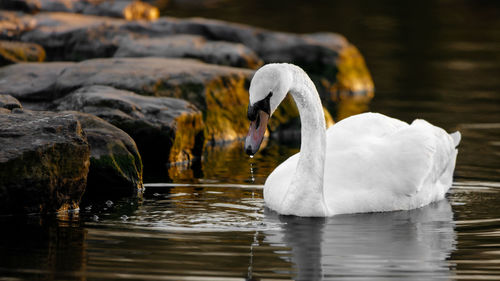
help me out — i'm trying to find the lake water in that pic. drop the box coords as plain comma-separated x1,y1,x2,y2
1,0,500,280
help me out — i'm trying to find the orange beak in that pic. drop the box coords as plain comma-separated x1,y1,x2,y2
244,110,269,156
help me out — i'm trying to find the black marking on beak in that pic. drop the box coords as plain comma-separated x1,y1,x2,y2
247,91,272,121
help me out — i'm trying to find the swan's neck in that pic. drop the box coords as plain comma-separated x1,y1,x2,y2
280,64,327,216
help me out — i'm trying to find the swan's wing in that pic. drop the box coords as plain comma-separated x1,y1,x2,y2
326,112,409,142
325,116,459,213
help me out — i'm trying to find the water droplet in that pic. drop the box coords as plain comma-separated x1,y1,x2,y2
105,200,113,207
92,215,99,221
249,162,255,183
85,205,92,211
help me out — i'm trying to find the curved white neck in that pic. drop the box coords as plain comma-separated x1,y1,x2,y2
280,64,327,216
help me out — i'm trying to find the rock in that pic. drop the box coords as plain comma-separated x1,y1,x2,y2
0,40,45,65
20,12,131,60
0,0,41,13
0,58,250,143
145,17,374,105
16,13,259,69
0,57,335,144
0,61,74,101
0,94,143,199
0,110,90,214
0,95,22,110
0,10,36,38
55,85,204,165
0,0,159,21
121,17,373,107
51,57,252,143
12,11,373,104
8,11,373,107
114,35,263,69
79,0,159,21
68,111,143,197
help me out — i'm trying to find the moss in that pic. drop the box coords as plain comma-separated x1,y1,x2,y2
0,41,46,65
329,44,374,102
123,1,160,21
169,111,205,163
204,74,250,143
89,150,143,191
0,142,90,214
152,70,334,146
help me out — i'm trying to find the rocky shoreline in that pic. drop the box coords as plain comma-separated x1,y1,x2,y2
0,0,374,215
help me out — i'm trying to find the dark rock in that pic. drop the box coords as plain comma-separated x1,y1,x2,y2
0,110,90,214
16,13,260,69
144,17,374,104
0,61,74,101
0,0,159,21
0,40,45,65
77,0,159,20
68,111,143,197
52,57,252,143
0,57,252,143
20,12,131,61
7,11,374,110
0,94,143,199
0,56,335,144
0,0,41,13
11,11,373,105
114,35,262,69
0,95,22,110
55,85,204,165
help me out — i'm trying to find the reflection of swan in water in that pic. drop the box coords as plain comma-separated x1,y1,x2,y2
263,200,456,280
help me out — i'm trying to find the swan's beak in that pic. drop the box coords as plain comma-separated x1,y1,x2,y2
245,110,269,156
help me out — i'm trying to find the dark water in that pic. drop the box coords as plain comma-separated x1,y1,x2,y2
2,0,500,280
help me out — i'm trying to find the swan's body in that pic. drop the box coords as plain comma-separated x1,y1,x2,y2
245,63,460,217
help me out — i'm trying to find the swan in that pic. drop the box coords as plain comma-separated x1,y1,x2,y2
244,63,461,217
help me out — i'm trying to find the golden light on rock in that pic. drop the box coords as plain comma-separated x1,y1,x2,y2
124,1,160,21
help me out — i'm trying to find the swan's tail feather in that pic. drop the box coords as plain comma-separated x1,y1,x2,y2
450,131,461,147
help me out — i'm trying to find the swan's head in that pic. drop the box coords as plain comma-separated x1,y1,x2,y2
245,64,292,156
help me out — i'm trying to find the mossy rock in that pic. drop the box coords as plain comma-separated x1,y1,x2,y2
0,40,46,66
0,110,90,214
55,85,204,166
68,111,144,198
49,58,252,143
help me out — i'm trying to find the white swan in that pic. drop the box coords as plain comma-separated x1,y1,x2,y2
244,63,460,217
